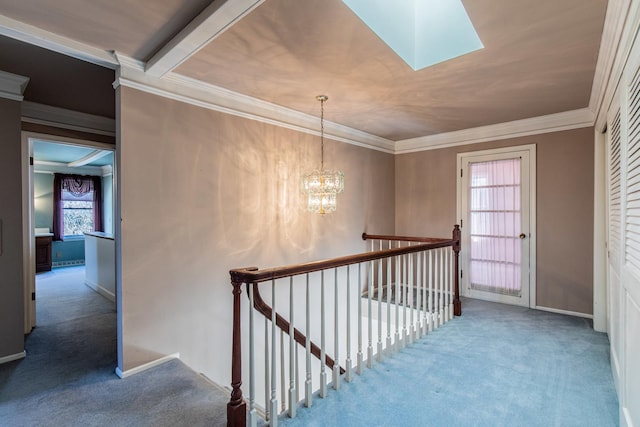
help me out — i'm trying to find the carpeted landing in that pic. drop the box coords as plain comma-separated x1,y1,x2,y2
278,298,619,427
0,266,228,427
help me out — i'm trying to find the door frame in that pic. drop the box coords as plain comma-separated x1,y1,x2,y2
456,144,537,308
21,131,117,333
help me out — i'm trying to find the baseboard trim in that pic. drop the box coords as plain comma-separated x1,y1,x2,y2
115,353,180,379
52,260,85,268
84,279,115,302
535,305,593,319
0,351,26,365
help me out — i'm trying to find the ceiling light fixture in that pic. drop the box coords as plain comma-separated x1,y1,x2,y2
302,95,344,214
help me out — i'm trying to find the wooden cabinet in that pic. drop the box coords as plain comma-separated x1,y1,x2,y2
35,235,52,272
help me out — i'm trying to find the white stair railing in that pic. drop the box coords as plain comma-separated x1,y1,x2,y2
227,226,461,427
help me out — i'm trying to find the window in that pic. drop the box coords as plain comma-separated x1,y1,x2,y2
62,189,94,236
53,173,103,240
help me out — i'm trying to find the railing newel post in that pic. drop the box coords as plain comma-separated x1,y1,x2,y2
453,224,462,316
228,277,246,427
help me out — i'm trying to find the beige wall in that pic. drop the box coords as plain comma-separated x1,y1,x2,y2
395,127,595,315
0,97,25,358
117,87,395,382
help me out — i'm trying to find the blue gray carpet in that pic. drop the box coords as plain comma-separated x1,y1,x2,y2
279,298,618,427
0,266,228,426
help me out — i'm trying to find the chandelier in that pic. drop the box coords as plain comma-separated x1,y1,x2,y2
302,95,344,214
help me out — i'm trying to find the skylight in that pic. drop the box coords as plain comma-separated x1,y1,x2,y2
342,0,483,71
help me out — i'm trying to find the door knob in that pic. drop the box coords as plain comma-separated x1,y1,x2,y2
519,233,526,239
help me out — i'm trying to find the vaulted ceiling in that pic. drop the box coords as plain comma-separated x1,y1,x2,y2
0,0,608,145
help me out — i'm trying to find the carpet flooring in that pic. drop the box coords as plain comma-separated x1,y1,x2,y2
0,266,228,427
0,267,619,426
277,298,619,427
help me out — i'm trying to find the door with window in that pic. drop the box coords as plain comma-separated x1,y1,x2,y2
458,146,536,307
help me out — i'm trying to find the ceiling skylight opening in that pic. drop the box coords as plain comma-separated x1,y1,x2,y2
342,0,484,71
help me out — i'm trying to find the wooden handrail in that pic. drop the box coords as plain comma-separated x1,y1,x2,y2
230,239,455,284
362,232,449,243
250,283,345,374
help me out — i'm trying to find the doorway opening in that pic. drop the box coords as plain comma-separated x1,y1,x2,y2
457,145,537,308
22,133,116,353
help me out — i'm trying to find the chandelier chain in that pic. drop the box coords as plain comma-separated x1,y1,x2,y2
320,96,325,170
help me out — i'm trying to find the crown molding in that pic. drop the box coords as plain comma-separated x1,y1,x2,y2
590,0,632,132
0,14,118,69
146,0,265,78
34,160,105,175
0,70,29,101
594,0,640,131
113,53,395,153
394,108,595,154
22,102,116,136
68,149,111,167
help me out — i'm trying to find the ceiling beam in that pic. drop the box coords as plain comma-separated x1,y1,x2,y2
68,149,111,167
145,0,265,78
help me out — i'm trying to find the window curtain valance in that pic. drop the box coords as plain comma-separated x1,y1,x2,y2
60,174,95,196
52,173,103,241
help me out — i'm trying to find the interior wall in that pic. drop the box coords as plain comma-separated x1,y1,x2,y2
395,127,594,315
117,87,395,383
0,97,25,359
34,172,53,230
102,173,113,234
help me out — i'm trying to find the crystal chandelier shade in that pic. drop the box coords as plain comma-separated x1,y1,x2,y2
302,95,345,214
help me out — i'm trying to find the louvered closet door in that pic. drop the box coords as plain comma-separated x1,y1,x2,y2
606,103,622,394
620,49,640,424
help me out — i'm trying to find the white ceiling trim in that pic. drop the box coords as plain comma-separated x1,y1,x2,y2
34,160,105,175
394,108,595,154
145,0,266,78
68,149,111,167
594,0,640,131
589,0,631,132
22,101,116,137
0,70,29,101
114,53,396,153
0,14,118,69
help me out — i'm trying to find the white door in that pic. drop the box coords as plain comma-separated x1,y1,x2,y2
458,146,536,307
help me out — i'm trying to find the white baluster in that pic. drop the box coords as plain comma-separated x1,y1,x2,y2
346,265,353,382
377,241,383,361
444,248,453,322
429,250,435,331
367,260,373,368
288,277,296,418
295,344,300,404
394,242,400,351
280,329,285,413
402,251,408,348
320,271,327,398
265,317,270,421
270,280,278,426
414,252,422,339
386,241,392,356
422,250,428,336
304,274,312,408
409,248,414,344
248,284,257,427
439,248,444,328
357,263,364,375
333,268,340,390
448,247,454,321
